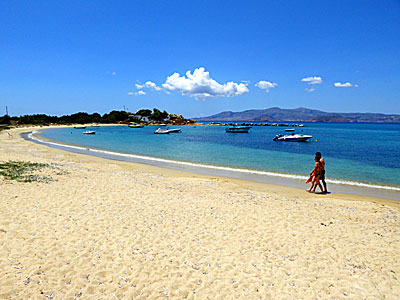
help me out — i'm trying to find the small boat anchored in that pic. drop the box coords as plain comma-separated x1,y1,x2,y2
128,123,144,128
225,126,252,133
273,133,312,142
83,130,96,135
154,128,170,134
154,128,181,134
74,126,86,129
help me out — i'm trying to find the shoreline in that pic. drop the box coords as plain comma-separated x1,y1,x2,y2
1,126,399,299
28,127,400,201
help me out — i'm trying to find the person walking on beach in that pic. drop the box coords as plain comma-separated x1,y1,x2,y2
306,156,323,193
315,152,328,194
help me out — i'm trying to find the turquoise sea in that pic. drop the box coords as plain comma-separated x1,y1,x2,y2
37,123,400,190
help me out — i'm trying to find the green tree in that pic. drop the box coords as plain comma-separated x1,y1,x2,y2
135,109,152,117
150,108,169,121
101,110,130,123
0,114,11,124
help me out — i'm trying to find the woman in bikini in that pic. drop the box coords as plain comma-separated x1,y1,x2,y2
306,156,323,193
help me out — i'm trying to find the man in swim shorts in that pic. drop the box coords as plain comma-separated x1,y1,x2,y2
307,156,323,193
315,152,328,194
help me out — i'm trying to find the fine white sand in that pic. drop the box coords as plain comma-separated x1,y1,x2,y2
1,127,399,299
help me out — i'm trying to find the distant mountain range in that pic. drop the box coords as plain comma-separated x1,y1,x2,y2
194,107,400,123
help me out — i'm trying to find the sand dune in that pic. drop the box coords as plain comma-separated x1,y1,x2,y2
0,127,399,299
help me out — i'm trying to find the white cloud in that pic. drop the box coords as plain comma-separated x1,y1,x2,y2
161,67,249,100
128,91,146,96
144,81,161,91
255,81,277,93
301,76,322,85
135,81,161,91
111,72,116,76
305,88,315,92
334,82,358,88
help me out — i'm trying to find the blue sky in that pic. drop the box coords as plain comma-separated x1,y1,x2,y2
1,0,399,118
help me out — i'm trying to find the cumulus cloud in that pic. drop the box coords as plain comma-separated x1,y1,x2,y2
128,91,146,96
161,67,249,100
334,82,358,88
301,76,322,85
134,67,249,100
255,81,277,93
305,88,315,92
144,81,161,91
135,81,161,91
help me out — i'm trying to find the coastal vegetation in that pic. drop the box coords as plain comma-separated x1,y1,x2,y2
0,108,194,126
0,161,50,182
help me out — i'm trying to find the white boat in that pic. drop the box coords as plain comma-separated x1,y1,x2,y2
128,123,144,128
285,128,295,132
74,126,86,129
83,130,96,135
154,128,170,134
167,128,181,133
225,126,251,133
273,133,312,142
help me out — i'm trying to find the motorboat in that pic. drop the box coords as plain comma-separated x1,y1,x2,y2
83,130,96,135
154,128,170,134
128,123,144,128
167,128,181,133
74,126,86,129
273,133,312,142
285,128,295,132
225,126,251,133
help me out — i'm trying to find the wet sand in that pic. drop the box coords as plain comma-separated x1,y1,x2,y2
1,127,399,299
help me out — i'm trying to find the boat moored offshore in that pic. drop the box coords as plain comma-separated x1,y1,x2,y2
128,123,144,128
83,130,96,135
154,128,170,134
273,133,312,142
225,126,252,133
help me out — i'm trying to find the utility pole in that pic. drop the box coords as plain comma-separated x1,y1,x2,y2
5,106,8,116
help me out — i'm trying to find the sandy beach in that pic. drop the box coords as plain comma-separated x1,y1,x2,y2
1,127,399,299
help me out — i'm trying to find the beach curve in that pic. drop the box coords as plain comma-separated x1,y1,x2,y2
0,126,399,299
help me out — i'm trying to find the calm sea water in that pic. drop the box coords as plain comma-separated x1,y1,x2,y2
38,123,400,189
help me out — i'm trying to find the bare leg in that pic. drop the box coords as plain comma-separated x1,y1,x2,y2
312,178,323,193
317,179,323,193
322,180,328,193
307,177,315,192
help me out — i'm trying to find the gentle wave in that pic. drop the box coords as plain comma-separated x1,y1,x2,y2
29,131,400,192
